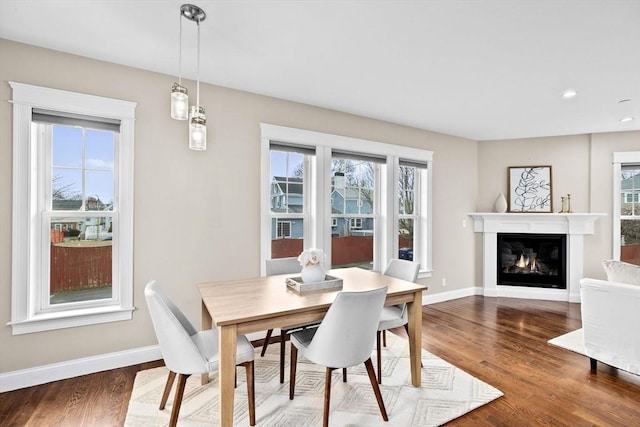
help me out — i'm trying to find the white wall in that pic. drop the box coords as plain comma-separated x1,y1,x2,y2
477,132,640,279
0,39,478,375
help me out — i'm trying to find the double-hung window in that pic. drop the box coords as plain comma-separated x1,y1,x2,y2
10,82,136,334
613,152,640,266
260,124,432,276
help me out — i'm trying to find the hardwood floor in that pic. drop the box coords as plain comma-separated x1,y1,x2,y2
1,296,639,426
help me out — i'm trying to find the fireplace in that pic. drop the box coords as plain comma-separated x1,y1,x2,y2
497,233,566,289
469,213,604,302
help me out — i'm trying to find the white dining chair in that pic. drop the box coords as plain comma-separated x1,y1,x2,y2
262,257,301,360
144,280,256,426
263,257,320,383
289,286,389,427
376,258,421,383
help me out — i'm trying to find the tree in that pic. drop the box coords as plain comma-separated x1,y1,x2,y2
398,166,415,239
52,175,81,201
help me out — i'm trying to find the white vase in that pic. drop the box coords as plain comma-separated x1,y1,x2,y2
493,192,508,213
301,263,325,283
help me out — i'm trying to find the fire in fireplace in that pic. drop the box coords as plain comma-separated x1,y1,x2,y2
497,233,566,289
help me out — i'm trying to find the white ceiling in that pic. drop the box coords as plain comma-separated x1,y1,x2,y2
1,0,639,141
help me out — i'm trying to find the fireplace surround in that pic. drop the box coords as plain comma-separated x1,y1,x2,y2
469,213,604,302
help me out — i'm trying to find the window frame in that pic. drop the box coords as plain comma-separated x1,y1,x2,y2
276,220,292,238
612,151,640,261
260,123,433,277
9,82,136,335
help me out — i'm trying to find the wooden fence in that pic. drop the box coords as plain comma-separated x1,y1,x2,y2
50,244,112,292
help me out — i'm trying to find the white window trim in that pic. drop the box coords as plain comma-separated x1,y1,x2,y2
260,123,433,277
9,82,136,335
612,151,640,261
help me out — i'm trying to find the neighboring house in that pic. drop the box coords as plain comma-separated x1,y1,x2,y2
50,198,112,241
270,176,304,239
330,173,374,237
621,172,640,208
270,174,375,239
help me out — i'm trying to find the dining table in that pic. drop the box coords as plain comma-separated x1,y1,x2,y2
197,266,427,426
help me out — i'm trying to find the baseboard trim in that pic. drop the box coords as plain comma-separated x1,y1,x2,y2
0,345,162,392
1,286,483,392
423,286,483,305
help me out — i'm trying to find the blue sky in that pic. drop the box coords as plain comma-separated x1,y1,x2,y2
270,150,303,178
52,125,115,205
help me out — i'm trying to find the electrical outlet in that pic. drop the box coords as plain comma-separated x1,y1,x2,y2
462,219,467,228
442,278,446,287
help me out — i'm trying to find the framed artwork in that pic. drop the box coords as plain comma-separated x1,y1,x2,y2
508,166,553,212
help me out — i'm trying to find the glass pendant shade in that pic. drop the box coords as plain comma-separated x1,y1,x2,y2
189,106,207,151
170,83,189,120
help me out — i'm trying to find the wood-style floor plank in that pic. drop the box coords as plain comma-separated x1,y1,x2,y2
0,297,638,426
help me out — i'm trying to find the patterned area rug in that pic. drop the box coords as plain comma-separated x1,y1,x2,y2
125,334,503,426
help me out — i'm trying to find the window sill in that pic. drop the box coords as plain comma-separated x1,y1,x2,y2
418,269,433,280
8,306,135,335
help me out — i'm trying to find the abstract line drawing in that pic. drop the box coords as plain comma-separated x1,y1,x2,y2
508,166,552,212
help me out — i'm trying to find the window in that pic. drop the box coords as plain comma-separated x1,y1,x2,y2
260,124,432,276
277,221,292,238
266,144,311,259
349,218,363,230
613,152,640,266
397,161,428,262
10,82,136,334
624,193,640,204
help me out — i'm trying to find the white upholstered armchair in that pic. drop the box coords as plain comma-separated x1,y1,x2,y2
579,277,640,375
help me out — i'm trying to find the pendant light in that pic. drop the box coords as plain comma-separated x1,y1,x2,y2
170,4,207,150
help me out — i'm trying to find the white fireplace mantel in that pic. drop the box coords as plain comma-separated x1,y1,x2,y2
469,213,606,303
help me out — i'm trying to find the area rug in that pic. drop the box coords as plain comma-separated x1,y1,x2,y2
548,328,586,356
125,334,503,426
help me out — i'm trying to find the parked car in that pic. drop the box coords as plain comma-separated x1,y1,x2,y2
399,247,413,261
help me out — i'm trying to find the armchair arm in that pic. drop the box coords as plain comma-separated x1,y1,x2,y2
579,278,640,375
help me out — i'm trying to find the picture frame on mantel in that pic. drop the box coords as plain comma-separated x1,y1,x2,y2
508,165,553,213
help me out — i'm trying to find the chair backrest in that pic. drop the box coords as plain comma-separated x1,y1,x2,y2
302,286,388,368
145,280,210,374
384,258,420,283
265,257,301,276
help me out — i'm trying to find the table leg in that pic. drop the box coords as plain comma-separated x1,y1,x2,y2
219,324,238,427
201,301,213,385
406,290,422,386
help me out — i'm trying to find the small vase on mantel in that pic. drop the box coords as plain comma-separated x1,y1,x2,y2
301,263,325,283
493,192,508,213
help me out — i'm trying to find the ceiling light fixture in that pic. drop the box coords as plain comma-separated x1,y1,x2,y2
619,117,634,123
170,4,207,151
561,89,577,99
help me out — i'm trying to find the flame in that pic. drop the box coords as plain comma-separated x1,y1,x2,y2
530,257,537,271
515,254,528,268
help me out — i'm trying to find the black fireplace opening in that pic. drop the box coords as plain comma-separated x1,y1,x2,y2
497,233,566,289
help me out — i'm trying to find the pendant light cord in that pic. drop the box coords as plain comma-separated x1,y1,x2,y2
196,19,200,109
178,12,183,86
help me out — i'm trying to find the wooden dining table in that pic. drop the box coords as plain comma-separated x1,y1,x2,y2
197,266,427,426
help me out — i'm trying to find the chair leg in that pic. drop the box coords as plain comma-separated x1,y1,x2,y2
364,358,388,421
242,361,256,426
376,331,382,384
289,344,298,400
168,373,190,427
342,367,347,382
159,370,177,410
323,368,334,427
280,330,287,383
261,329,273,357
590,358,597,372
383,329,387,347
